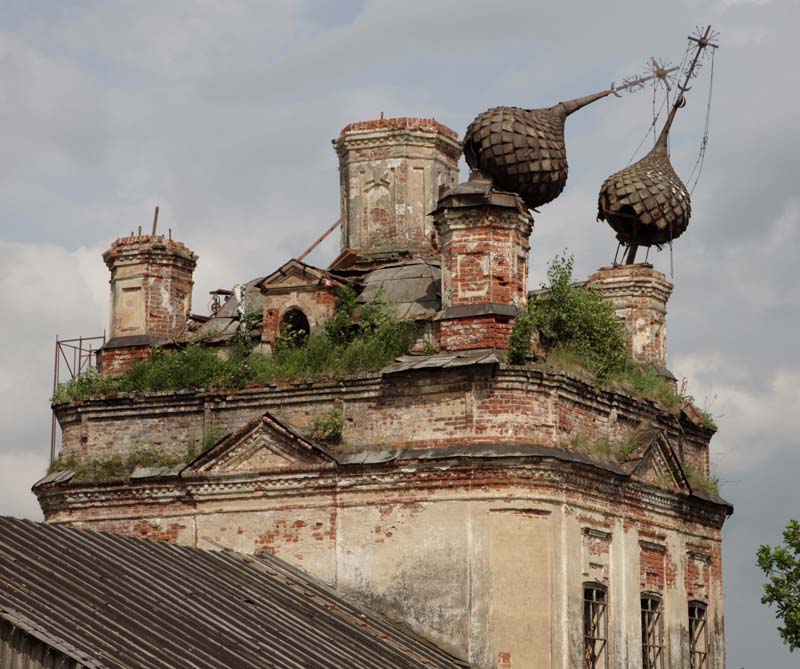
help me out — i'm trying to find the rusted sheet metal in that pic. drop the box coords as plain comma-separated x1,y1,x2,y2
383,350,499,375
338,442,628,475
358,259,441,320
0,517,470,669
33,470,75,487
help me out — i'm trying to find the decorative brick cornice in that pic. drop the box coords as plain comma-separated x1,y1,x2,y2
587,263,673,304
103,234,197,270
36,450,730,530
338,117,459,141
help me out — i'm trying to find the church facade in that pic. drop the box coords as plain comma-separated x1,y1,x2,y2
38,117,731,669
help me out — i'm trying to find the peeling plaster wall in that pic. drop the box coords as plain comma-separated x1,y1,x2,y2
103,235,197,341
42,464,727,669
334,118,460,258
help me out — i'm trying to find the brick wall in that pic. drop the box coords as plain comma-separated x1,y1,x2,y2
334,117,460,258
433,177,533,354
586,264,673,367
38,453,729,669
438,316,514,351
103,234,197,341
97,345,152,376
53,366,713,477
437,211,531,310
261,290,337,346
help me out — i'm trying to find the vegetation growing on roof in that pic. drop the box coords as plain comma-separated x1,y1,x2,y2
683,461,721,496
48,444,190,482
310,408,344,444
570,433,639,463
527,253,628,377
509,253,683,412
52,287,415,402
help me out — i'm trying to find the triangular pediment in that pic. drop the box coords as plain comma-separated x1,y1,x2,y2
623,429,690,493
184,412,337,475
259,260,343,292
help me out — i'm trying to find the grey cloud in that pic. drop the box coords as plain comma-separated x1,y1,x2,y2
0,1,797,665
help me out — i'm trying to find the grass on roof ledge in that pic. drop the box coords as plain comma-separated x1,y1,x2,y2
53,287,416,402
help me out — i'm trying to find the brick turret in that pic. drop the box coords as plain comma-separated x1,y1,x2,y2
433,173,534,351
332,117,460,263
98,233,197,374
587,263,673,367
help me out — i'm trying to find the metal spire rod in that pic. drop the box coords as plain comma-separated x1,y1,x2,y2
560,64,679,116
655,25,718,151
297,219,342,262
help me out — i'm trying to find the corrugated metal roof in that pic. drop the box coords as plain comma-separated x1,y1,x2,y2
0,517,470,669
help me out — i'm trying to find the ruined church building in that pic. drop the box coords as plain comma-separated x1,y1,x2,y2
38,112,731,668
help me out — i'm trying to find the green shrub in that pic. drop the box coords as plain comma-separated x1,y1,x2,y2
530,254,627,378
53,287,414,401
324,284,358,346
310,409,344,444
508,312,534,365
570,431,639,464
51,368,120,402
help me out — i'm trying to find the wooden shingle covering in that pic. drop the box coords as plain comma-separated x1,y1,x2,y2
597,144,691,246
463,105,569,210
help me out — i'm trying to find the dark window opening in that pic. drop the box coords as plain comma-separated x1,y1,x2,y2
584,583,608,669
280,308,310,346
689,602,709,669
641,594,665,669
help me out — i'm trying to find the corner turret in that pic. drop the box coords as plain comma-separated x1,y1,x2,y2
98,230,197,374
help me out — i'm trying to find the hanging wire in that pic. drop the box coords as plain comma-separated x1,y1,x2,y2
652,78,658,147
627,88,670,166
626,46,690,166
669,239,674,278
687,46,716,193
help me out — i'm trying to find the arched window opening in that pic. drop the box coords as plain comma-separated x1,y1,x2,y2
280,308,310,346
689,601,709,669
583,583,608,669
641,594,665,669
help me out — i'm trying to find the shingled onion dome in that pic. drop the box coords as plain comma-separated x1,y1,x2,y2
597,97,691,249
463,75,667,211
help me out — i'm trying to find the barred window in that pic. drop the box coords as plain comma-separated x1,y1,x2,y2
584,583,608,669
641,594,664,669
689,602,709,668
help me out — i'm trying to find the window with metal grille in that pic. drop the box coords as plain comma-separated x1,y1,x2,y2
641,594,665,669
584,583,608,669
689,601,709,668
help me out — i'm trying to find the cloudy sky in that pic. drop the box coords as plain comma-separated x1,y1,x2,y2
0,0,796,664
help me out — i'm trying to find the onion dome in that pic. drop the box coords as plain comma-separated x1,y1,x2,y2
597,86,694,252
463,105,570,211
597,27,718,257
597,138,691,247
463,73,667,211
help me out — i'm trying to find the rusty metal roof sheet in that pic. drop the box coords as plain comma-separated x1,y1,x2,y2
383,350,500,375
338,442,628,474
33,469,75,486
358,259,441,320
0,516,470,669
191,276,265,343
